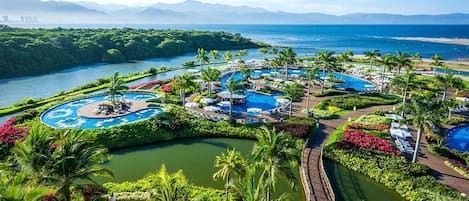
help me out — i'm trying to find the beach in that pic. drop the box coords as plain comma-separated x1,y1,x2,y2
394,37,469,46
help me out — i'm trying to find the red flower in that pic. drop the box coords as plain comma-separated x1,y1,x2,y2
337,128,400,155
0,118,30,147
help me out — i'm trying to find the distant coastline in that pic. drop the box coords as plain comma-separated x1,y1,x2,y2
393,37,469,46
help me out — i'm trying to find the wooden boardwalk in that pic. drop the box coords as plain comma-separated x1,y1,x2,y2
301,105,394,201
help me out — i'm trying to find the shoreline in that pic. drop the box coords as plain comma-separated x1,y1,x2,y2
392,37,469,46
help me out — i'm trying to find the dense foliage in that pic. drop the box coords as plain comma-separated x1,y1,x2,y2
0,27,260,78
325,149,465,201
316,93,400,110
445,160,469,179
337,129,400,155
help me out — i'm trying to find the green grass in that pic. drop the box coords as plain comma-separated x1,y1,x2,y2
326,121,349,146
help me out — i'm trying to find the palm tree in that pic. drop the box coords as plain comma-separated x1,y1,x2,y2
398,94,445,163
196,48,210,68
108,72,127,107
379,53,396,92
411,52,421,71
394,51,412,75
238,49,248,61
435,72,464,102
337,50,353,74
200,67,221,96
431,54,444,75
304,66,320,112
284,83,305,117
12,124,56,180
48,130,113,201
173,72,197,108
390,71,417,116
209,50,221,67
364,49,381,75
229,166,264,201
0,172,51,201
252,127,299,201
270,47,279,60
278,47,297,80
225,76,243,118
316,50,337,76
224,51,233,69
238,65,254,83
213,149,247,201
155,165,189,201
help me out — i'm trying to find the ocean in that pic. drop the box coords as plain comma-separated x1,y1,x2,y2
1,24,468,107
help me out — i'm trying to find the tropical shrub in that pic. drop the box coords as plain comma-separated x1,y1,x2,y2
325,148,464,201
445,160,469,179
274,123,311,139
0,118,29,147
337,129,399,155
14,109,39,124
318,94,400,110
442,116,467,125
428,144,469,165
312,90,346,97
346,122,389,132
193,95,203,103
309,108,338,119
284,116,316,125
327,106,342,113
354,114,389,124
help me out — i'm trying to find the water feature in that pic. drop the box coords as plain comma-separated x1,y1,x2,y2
40,92,162,129
431,67,469,77
446,125,469,151
324,160,403,201
97,138,306,201
218,68,375,112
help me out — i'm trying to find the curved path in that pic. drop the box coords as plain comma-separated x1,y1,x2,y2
300,104,394,201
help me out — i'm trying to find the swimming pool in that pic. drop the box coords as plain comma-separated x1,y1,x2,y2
219,69,375,112
40,92,163,129
446,125,469,151
431,67,469,77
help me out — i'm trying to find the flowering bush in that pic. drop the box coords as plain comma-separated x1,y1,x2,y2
327,106,342,113
274,123,311,139
346,122,389,132
0,118,29,147
161,84,172,93
445,159,469,178
338,129,399,155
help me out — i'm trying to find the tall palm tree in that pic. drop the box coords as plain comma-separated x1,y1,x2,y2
209,50,221,67
379,53,396,92
364,49,381,74
304,66,320,112
398,94,445,163
394,51,412,75
238,65,254,83
337,50,353,74
155,165,189,201
252,127,299,201
108,72,127,107
48,130,113,201
316,50,337,76
213,149,247,201
284,83,305,117
390,71,417,116
173,72,197,108
238,49,248,61
224,51,233,70
196,48,210,68
200,67,221,96
225,76,243,118
270,47,279,60
411,52,421,71
435,72,464,102
229,166,264,201
278,47,297,80
431,54,444,75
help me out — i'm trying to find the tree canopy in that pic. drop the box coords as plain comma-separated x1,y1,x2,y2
0,27,260,78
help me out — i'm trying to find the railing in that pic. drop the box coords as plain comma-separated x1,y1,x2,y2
319,145,335,201
300,138,313,201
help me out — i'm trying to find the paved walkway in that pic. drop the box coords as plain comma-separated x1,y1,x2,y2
301,102,394,201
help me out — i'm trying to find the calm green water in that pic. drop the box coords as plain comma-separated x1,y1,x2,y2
325,160,403,201
97,138,305,201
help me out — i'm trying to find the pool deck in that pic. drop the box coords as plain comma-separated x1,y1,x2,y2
77,101,149,118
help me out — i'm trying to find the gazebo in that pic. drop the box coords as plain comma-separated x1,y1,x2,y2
217,91,246,104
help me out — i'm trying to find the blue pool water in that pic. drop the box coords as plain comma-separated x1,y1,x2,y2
219,69,375,112
40,92,163,129
431,67,469,77
446,126,469,152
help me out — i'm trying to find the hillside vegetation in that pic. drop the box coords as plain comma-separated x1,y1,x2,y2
0,26,260,78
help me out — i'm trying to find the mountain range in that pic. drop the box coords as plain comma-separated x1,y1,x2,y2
1,0,469,24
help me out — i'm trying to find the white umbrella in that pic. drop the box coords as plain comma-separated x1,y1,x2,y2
203,106,221,112
200,98,216,104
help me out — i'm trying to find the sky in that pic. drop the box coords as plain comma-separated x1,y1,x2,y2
55,0,469,15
